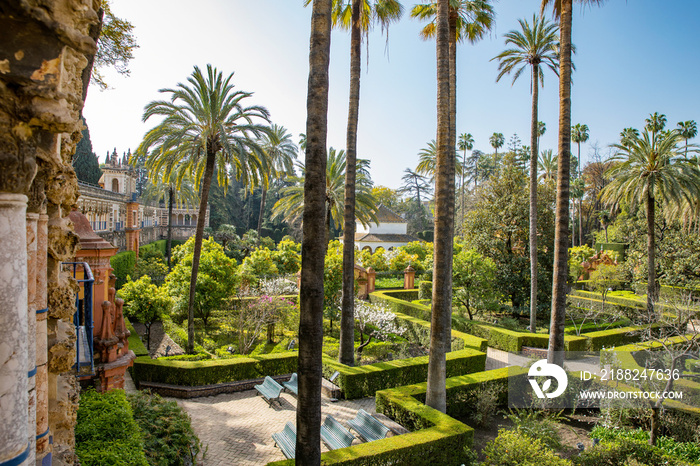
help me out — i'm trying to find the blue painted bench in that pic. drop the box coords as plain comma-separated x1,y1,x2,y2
283,373,298,395
347,409,390,442
272,422,296,459
254,376,284,407
320,415,354,450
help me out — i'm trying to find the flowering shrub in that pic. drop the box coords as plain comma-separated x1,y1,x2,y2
355,300,405,353
226,295,294,354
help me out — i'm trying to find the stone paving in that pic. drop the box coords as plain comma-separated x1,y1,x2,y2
169,390,383,466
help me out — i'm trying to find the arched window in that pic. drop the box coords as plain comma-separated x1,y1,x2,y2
178,214,184,225
111,178,119,193
185,214,190,226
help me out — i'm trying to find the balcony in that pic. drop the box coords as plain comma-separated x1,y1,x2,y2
64,262,94,376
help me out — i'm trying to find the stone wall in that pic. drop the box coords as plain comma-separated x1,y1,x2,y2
0,1,101,465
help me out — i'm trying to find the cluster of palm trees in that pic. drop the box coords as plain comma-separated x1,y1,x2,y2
132,0,699,462
134,65,302,355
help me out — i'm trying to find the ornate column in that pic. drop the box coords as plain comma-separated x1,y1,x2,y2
35,204,51,462
0,193,30,466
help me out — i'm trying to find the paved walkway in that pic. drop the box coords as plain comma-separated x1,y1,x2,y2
169,390,388,466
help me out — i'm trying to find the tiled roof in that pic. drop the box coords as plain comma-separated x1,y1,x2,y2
374,205,406,223
355,233,422,243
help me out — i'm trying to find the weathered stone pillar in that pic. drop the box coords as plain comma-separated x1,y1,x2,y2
26,210,39,465
35,211,50,461
0,194,30,466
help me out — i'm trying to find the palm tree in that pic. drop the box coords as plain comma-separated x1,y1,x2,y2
538,149,557,182
272,148,377,241
537,120,546,148
489,132,505,156
297,0,332,461
620,127,639,148
140,171,198,270
601,126,700,318
425,0,452,414
307,0,403,368
493,14,560,334
257,124,298,235
412,0,494,245
416,139,464,182
137,65,270,355
677,120,697,158
571,123,589,245
458,132,474,233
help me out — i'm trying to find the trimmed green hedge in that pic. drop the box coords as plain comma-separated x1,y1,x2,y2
132,351,297,386
321,346,486,400
584,325,646,351
140,239,185,258
371,290,588,354
111,251,136,290
267,368,529,465
687,358,700,373
125,318,149,358
76,389,149,466
395,310,487,352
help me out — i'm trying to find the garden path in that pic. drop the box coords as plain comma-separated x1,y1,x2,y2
131,321,185,358
168,390,403,466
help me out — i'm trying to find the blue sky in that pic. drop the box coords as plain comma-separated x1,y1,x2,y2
82,0,700,191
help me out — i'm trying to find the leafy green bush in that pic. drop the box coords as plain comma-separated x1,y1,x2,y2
418,280,432,300
505,409,563,451
165,237,237,327
481,429,569,466
119,276,172,350
75,389,148,466
128,390,202,466
573,438,682,466
589,426,700,464
111,251,136,290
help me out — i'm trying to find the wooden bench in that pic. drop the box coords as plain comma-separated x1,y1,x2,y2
272,422,296,459
347,409,390,442
320,415,354,450
283,373,298,395
254,376,284,407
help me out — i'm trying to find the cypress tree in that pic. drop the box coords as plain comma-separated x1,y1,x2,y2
73,117,103,185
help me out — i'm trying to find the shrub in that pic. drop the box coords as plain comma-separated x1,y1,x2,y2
589,426,700,464
119,276,172,350
132,351,297,386
505,409,563,451
481,429,570,466
165,237,237,327
573,438,683,466
75,389,148,466
111,251,136,290
418,281,432,300
128,390,202,466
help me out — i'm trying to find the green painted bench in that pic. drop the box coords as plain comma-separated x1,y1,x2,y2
347,409,390,442
283,373,298,395
320,415,354,450
272,422,296,459
254,376,284,407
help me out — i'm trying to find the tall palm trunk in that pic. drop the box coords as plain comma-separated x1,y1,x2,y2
186,145,216,354
547,0,572,368
297,0,331,462
425,0,452,413
443,6,457,353
646,191,656,314
257,185,267,235
167,185,174,271
339,0,362,367
529,65,539,333
578,141,583,246
461,156,466,238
